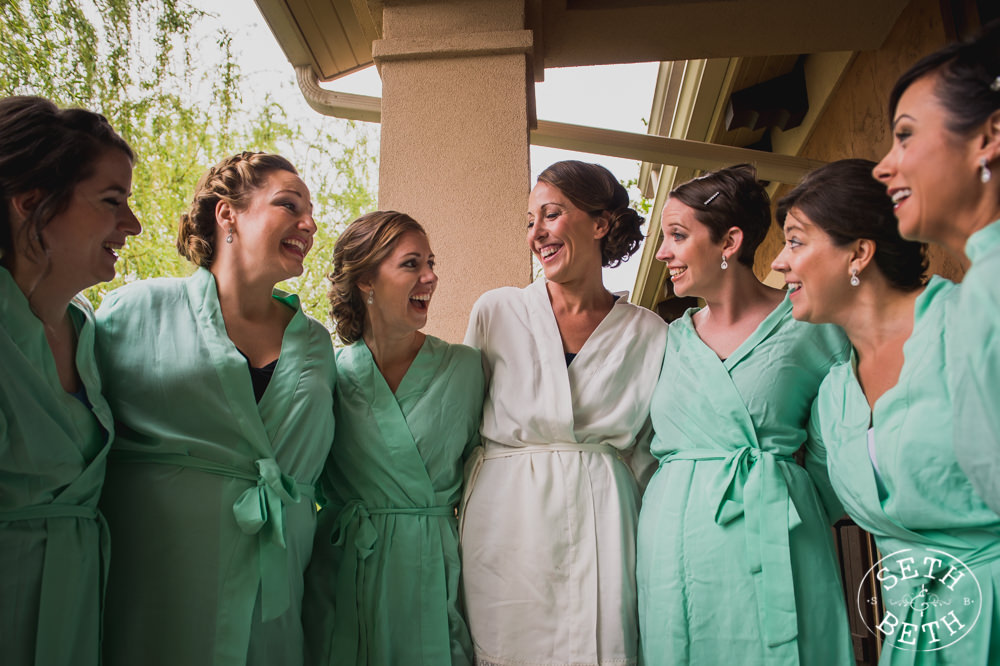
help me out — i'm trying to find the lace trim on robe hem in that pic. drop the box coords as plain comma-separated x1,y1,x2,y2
474,655,636,666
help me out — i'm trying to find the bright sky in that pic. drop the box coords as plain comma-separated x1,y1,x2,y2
221,1,659,295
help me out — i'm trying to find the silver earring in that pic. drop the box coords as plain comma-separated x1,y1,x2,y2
367,290,374,305
850,268,860,287
720,255,728,270
226,228,234,244
980,157,992,184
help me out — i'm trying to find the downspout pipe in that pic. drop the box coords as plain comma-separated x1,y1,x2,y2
295,65,382,123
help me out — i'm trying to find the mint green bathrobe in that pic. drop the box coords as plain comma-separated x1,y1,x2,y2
303,336,483,666
95,267,336,666
1,267,113,666
637,297,854,666
952,219,1000,516
814,277,1000,664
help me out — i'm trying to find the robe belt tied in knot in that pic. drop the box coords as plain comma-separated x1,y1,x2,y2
330,499,456,664
664,447,802,659
1,503,109,666
109,449,312,621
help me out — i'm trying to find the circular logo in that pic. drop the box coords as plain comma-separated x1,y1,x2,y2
857,547,982,652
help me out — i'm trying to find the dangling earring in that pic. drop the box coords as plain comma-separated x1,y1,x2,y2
850,268,860,287
367,290,374,305
226,227,234,244
980,157,992,184
720,255,729,270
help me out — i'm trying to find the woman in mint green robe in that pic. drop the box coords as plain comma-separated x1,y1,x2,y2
303,211,482,666
812,277,1000,663
638,164,854,666
868,26,1000,518
774,159,1000,663
1,96,140,666
303,336,482,665
96,154,335,666
637,301,852,665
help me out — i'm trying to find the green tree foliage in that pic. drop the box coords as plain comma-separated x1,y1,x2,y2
0,0,378,329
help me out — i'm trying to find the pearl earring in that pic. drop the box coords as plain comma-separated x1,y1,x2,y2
367,290,374,305
980,157,992,184
850,269,860,287
226,228,234,244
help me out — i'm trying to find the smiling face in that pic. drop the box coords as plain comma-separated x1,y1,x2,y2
526,180,606,284
226,169,316,284
40,148,141,292
654,197,727,299
770,208,855,325
365,230,437,336
873,74,983,249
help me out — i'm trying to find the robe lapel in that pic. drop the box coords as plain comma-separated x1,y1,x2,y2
671,310,760,450
256,290,309,443
343,341,436,501
185,268,274,460
524,279,576,442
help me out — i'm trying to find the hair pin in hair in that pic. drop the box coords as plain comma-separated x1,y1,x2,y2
704,191,720,205
991,75,1000,92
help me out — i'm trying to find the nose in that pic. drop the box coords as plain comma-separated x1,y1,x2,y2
421,262,438,285
770,246,789,273
120,205,142,237
654,235,672,263
299,212,318,236
872,149,894,184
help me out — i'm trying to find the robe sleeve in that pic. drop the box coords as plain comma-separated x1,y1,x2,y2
952,240,1000,516
627,415,657,493
462,347,486,461
804,394,846,524
463,295,491,384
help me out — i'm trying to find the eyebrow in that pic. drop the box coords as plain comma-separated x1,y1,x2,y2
891,113,915,130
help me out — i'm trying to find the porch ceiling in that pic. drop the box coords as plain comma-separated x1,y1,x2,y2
253,0,908,83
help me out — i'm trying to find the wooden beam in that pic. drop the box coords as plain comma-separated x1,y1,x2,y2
531,119,825,185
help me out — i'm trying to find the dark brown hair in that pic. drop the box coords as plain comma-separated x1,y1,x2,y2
0,95,133,267
669,164,770,267
176,152,298,267
888,18,1000,136
328,211,427,345
536,160,644,268
777,159,926,290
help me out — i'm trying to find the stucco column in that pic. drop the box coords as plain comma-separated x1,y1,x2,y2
374,0,533,343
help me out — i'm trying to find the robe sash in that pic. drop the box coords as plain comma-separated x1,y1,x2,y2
460,441,624,540
330,499,456,665
664,446,802,662
109,450,311,622
0,504,110,666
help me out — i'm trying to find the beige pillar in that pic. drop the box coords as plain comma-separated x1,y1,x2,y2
374,0,533,343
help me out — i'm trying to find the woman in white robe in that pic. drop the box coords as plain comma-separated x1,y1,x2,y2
461,160,667,666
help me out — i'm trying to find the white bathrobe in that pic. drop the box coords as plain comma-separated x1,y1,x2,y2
461,279,667,666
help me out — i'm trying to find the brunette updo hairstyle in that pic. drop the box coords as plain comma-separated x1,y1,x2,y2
0,95,133,267
888,18,1000,136
176,152,298,268
669,164,770,267
536,160,644,268
328,210,427,345
777,159,927,291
